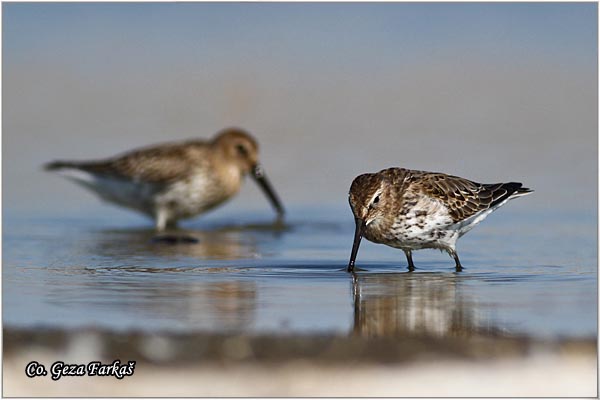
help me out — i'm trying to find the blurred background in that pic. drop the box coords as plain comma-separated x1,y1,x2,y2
4,2,597,218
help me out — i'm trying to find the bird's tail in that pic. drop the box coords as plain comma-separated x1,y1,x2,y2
506,182,533,197
44,157,126,191
44,160,109,174
44,160,79,171
43,160,110,185
488,182,532,208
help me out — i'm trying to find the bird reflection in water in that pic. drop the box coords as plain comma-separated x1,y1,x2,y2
119,279,258,332
201,281,257,331
88,221,287,260
351,272,498,338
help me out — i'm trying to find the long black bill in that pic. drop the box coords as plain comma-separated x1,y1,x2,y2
347,217,365,273
251,164,285,218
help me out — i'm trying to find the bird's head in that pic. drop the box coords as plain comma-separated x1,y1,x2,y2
348,172,390,226
212,127,284,218
347,171,396,272
213,127,260,174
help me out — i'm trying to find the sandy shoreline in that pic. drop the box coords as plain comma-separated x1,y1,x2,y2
6,357,597,397
3,327,596,397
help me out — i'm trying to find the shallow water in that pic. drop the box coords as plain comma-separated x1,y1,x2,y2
3,205,596,340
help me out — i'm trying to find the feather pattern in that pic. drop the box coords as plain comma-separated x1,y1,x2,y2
46,139,212,184
403,170,532,222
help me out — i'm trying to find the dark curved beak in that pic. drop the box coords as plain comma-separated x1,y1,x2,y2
347,217,365,273
251,164,285,218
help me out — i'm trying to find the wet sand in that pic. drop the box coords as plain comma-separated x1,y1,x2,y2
4,327,596,397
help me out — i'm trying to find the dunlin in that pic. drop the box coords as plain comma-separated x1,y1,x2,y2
347,168,532,272
45,127,285,230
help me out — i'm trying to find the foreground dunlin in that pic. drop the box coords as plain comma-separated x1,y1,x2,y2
347,168,532,272
45,127,284,230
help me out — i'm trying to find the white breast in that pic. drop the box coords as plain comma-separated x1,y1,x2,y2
375,195,457,250
155,167,242,219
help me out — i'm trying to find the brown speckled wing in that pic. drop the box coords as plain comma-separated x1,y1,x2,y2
405,171,523,222
66,140,210,184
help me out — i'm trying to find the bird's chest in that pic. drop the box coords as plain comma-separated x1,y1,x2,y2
365,202,455,250
157,168,241,216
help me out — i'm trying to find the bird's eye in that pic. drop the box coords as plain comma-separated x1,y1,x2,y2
373,195,380,205
236,144,249,157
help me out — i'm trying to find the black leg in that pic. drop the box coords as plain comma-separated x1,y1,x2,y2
404,250,415,272
450,251,463,272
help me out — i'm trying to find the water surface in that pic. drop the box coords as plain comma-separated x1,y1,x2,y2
4,205,596,340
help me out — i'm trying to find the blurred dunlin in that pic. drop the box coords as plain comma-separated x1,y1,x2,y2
45,127,284,230
347,168,532,272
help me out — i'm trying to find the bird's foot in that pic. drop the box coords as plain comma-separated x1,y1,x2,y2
344,266,368,273
151,233,199,244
